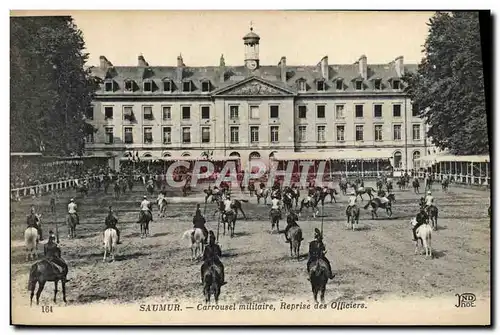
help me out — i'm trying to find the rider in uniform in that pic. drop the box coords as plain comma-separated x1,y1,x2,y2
284,210,302,244
193,204,209,244
424,190,434,210
222,194,234,222
26,206,43,240
270,196,282,220
201,231,226,286
137,196,153,223
345,191,357,216
105,206,121,244
412,207,429,241
307,228,335,280
44,230,69,282
68,198,79,225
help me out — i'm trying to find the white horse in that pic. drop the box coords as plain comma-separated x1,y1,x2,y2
157,195,167,218
410,217,433,258
182,228,205,261
24,227,39,261
103,228,118,262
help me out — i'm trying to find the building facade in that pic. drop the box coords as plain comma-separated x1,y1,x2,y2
86,28,430,171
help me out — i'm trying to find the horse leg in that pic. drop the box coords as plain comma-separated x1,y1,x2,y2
320,284,326,304
239,207,247,220
30,281,36,307
53,280,58,303
312,285,319,304
36,280,46,306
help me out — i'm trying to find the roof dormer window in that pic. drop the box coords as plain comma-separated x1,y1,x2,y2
392,80,401,90
335,79,343,91
143,80,153,92
201,80,211,93
355,80,363,91
374,79,382,90
124,80,134,92
104,80,115,92
316,80,325,92
183,80,192,92
163,79,172,93
297,79,306,92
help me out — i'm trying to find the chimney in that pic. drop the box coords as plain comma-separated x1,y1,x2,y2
219,54,226,83
358,55,367,80
395,56,404,77
176,54,184,82
99,56,113,70
138,54,149,67
320,56,329,80
278,56,287,83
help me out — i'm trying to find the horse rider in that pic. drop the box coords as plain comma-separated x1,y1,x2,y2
193,204,209,244
137,195,153,223
345,191,357,216
270,196,282,220
201,231,226,286
284,210,302,244
424,190,434,211
412,207,429,241
44,230,69,282
222,194,234,222
68,198,79,225
26,206,43,240
307,228,335,280
105,206,121,244
377,191,390,206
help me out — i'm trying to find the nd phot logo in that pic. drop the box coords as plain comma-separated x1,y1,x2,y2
455,293,476,308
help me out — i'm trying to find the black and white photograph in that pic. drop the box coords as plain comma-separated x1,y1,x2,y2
9,10,491,325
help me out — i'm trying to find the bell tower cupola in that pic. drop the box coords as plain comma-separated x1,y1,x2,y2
243,24,260,70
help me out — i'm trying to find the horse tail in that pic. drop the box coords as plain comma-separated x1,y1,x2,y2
27,264,37,291
239,199,249,203
363,201,371,210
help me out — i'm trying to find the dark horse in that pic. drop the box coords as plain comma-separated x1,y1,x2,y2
222,210,237,238
420,198,439,231
298,195,320,218
352,184,375,201
363,194,396,219
28,256,68,306
339,178,349,196
204,187,220,204
317,186,338,205
346,204,360,231
286,225,303,260
138,209,153,238
146,183,154,196
412,178,420,194
270,209,281,233
202,262,223,304
75,183,88,197
214,199,248,220
307,240,330,303
441,177,450,192
376,179,384,192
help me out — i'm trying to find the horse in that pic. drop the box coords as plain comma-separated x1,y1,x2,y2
308,240,330,304
298,195,320,219
410,217,432,258
157,196,168,218
286,225,303,260
202,263,223,304
270,209,281,233
353,185,375,201
127,177,134,191
146,183,154,196
75,183,88,197
103,228,118,262
222,210,237,238
363,194,395,219
386,180,393,193
121,180,127,194
412,178,420,194
66,213,78,239
138,210,153,238
419,198,438,231
346,204,360,231
24,227,39,261
317,187,338,205
376,179,384,192
28,255,68,306
204,188,221,204
339,178,348,196
397,177,407,190
254,187,271,205
182,228,205,261
214,199,248,220
113,182,121,199
282,192,294,213
441,177,450,192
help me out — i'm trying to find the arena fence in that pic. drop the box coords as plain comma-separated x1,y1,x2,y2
11,179,78,200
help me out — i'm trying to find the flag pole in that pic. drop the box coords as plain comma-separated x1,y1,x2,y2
216,213,220,243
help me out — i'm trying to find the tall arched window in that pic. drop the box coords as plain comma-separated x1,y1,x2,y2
393,151,403,169
412,151,421,170
249,152,261,160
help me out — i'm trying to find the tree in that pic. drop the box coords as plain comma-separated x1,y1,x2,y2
10,16,99,155
403,12,489,155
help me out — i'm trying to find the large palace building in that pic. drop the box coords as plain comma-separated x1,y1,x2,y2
86,28,430,171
